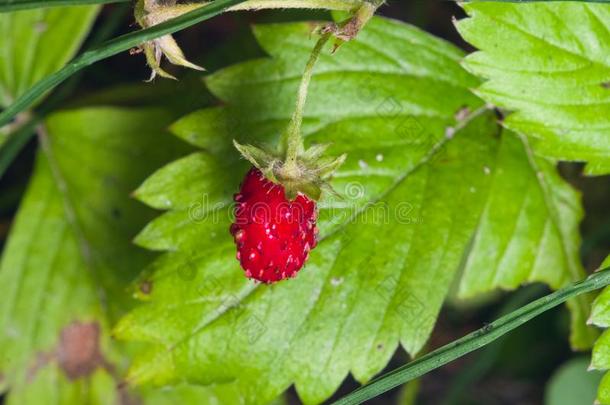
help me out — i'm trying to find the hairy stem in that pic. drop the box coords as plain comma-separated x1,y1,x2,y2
283,33,331,169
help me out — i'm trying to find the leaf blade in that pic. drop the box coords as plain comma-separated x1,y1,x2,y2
0,5,99,107
117,17,593,404
457,2,610,174
0,106,194,404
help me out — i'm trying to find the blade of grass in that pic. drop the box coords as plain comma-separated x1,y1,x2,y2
440,284,546,405
332,266,610,405
0,0,247,129
0,0,127,12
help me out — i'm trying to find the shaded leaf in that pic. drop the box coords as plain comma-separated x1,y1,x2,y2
545,356,603,405
0,106,202,404
0,5,99,107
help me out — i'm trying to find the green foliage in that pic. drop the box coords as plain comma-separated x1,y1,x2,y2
588,256,610,403
0,2,606,404
0,106,208,404
0,5,99,107
115,17,593,405
545,357,603,405
457,2,610,175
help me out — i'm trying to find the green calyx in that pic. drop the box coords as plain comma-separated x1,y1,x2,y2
233,140,346,201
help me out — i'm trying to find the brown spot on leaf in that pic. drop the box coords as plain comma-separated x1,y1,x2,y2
139,280,153,295
26,321,109,382
601,81,610,89
57,321,105,380
454,106,471,121
24,321,140,404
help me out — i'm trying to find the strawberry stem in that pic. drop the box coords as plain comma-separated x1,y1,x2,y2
283,32,331,171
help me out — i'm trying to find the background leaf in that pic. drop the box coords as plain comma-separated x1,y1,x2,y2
115,17,594,405
0,0,248,128
456,2,610,175
0,5,99,107
587,255,610,403
0,105,220,404
544,356,603,405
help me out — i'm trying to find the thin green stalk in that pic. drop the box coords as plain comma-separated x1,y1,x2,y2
440,284,546,405
0,0,247,128
284,33,330,167
0,0,128,12
332,266,610,405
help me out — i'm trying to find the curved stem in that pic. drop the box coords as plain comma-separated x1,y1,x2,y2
284,33,331,168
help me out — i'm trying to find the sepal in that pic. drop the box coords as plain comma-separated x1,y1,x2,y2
232,140,280,178
233,141,346,202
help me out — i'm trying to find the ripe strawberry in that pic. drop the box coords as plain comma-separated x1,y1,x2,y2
230,168,318,283
229,34,346,283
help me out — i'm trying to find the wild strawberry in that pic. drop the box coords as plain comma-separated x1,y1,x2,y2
230,168,318,283
230,31,346,283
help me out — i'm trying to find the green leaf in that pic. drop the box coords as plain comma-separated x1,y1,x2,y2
0,5,99,107
587,255,610,404
456,2,610,175
0,106,196,404
458,132,596,348
116,18,593,405
545,357,603,405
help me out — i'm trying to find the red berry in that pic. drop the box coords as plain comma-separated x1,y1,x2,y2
230,168,318,283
